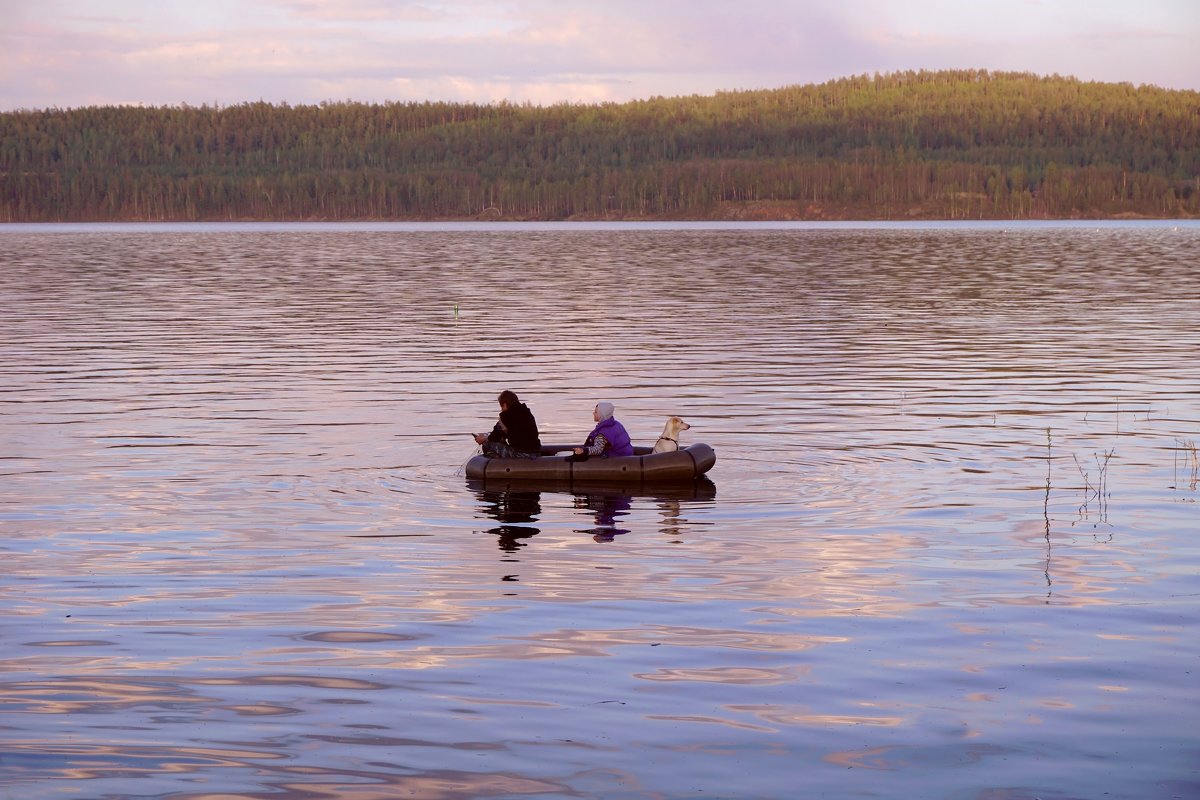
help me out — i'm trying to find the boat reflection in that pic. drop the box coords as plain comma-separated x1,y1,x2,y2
467,478,716,545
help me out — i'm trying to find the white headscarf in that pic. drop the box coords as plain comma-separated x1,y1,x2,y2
595,401,615,420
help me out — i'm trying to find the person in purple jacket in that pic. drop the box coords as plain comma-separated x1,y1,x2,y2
572,401,634,459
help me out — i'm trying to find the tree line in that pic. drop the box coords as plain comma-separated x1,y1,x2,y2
2,69,1197,221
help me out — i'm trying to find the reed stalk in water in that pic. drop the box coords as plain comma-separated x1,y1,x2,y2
1073,446,1115,524
1174,438,1199,491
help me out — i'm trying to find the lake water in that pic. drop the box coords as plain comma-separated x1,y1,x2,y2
1,221,1198,799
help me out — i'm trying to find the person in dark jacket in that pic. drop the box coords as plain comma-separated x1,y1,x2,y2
572,401,634,459
474,390,541,459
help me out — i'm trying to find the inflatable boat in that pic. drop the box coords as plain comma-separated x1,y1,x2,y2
467,475,717,501
464,443,716,483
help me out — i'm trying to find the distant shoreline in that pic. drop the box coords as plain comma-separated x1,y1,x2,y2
9,197,1200,224
10,211,1195,224
6,217,1198,229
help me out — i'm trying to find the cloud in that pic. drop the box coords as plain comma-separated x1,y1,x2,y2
267,0,445,22
1,0,1197,110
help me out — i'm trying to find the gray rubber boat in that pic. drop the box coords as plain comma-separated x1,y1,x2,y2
464,443,716,482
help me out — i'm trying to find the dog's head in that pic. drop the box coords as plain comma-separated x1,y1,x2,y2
665,416,690,434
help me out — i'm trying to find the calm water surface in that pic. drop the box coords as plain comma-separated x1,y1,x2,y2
1,222,1198,799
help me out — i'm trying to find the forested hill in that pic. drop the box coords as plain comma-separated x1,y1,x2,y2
2,69,1198,222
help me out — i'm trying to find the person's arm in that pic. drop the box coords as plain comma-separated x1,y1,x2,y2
574,434,608,456
481,415,508,444
476,419,507,446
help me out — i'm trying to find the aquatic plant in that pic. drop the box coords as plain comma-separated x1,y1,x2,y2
1073,447,1115,525
1173,438,1199,491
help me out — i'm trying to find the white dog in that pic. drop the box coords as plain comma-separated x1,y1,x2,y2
652,416,691,453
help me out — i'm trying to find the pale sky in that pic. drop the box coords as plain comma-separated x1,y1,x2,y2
2,0,1197,111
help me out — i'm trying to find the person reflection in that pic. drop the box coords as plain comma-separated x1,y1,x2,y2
476,487,542,552
574,491,633,542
